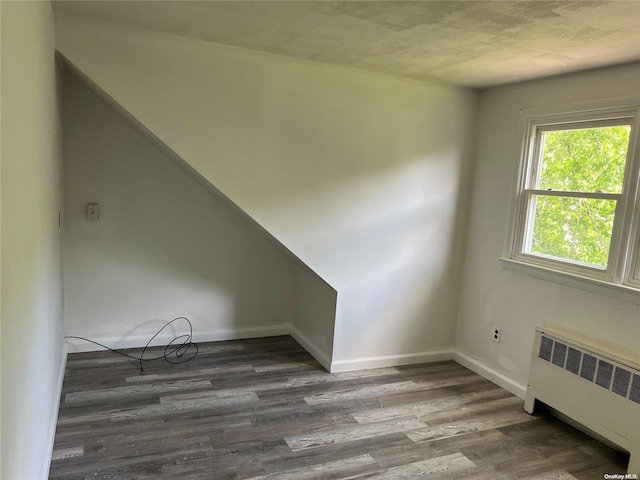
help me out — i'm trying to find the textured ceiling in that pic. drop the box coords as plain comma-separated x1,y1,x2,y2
52,1,640,88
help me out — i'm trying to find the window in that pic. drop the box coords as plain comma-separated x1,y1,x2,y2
506,99,640,292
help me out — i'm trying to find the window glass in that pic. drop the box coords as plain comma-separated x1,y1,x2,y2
526,195,616,269
538,126,630,193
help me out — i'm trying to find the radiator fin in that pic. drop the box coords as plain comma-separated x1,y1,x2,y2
566,347,582,375
595,360,614,389
612,367,631,398
580,354,597,382
538,334,638,405
539,336,553,362
631,375,640,405
552,342,567,368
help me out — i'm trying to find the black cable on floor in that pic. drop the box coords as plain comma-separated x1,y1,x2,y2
65,317,198,373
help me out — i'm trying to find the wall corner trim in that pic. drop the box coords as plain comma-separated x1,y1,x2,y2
289,324,332,372
42,344,68,479
330,349,454,373
452,349,527,399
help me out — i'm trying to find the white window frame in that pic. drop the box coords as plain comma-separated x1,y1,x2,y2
503,98,640,297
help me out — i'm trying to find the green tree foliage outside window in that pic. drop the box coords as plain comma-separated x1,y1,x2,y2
529,126,631,268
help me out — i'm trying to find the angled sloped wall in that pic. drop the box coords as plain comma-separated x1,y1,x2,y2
56,17,477,369
62,66,336,368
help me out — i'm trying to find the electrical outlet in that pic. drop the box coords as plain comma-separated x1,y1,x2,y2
87,203,99,221
492,327,501,343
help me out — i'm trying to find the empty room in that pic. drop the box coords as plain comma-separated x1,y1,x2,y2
1,1,639,479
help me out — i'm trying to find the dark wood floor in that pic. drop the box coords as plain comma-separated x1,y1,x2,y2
50,336,628,479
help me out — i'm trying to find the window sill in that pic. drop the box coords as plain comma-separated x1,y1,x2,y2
499,257,640,305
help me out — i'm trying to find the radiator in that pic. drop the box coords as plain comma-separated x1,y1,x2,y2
525,325,639,474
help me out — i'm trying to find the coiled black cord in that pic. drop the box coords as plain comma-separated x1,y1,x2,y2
65,317,198,373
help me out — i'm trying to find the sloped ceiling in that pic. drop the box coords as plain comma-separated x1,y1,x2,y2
52,1,640,88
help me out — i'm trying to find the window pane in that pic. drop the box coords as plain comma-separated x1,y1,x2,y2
526,195,616,268
538,126,630,193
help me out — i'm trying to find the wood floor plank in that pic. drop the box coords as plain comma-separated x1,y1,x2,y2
527,471,580,480
355,452,476,479
50,446,84,460
261,432,413,474
65,379,212,404
303,380,419,406
111,392,260,420
351,388,516,424
49,436,215,479
125,364,255,383
50,336,629,480
284,418,427,451
406,408,537,443
246,454,378,480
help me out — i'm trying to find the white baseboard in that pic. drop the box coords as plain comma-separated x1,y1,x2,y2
330,349,454,373
65,324,290,353
289,325,332,372
452,349,527,399
42,342,68,479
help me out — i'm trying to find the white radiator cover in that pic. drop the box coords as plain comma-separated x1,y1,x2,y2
525,325,639,474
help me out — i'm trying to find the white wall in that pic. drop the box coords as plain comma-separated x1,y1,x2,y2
291,266,337,369
63,70,334,352
1,2,65,479
457,63,640,392
56,18,477,368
